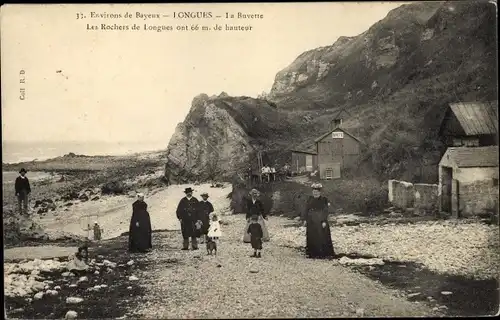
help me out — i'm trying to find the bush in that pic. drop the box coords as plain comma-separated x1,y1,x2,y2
101,181,127,195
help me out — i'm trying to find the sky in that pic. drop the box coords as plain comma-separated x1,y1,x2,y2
1,2,405,147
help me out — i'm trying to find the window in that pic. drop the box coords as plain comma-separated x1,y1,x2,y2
493,178,499,187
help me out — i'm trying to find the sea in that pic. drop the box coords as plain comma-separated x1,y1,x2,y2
2,140,168,164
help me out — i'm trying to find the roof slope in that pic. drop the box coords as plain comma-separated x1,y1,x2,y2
449,101,498,136
441,146,499,168
291,141,317,154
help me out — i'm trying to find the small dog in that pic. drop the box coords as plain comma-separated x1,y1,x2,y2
206,237,217,255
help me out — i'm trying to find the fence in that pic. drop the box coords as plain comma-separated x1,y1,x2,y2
388,179,438,213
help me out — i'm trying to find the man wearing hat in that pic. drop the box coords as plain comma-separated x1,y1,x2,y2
197,192,214,244
176,187,202,250
15,168,31,215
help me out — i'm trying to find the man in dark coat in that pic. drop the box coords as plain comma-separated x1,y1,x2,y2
176,187,201,250
128,193,153,253
15,168,31,215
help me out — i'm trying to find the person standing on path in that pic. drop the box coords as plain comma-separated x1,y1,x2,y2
302,183,335,259
176,187,201,250
196,192,214,244
15,168,31,215
247,214,264,258
128,193,153,253
207,213,222,240
243,188,270,243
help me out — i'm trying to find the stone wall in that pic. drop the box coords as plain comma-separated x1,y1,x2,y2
459,180,499,217
414,183,439,211
388,179,438,213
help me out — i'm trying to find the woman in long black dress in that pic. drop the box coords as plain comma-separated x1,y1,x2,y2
302,183,335,259
128,193,152,253
197,192,214,244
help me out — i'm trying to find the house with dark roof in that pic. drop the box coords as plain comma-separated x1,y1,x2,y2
438,101,498,147
437,101,499,217
289,115,363,179
438,146,499,218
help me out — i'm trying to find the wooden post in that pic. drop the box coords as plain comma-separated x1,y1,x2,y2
258,151,263,183
451,179,460,219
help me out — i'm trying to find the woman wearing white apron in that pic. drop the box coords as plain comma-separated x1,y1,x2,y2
243,189,270,243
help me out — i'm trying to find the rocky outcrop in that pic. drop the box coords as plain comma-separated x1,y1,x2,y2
165,94,255,183
268,1,496,109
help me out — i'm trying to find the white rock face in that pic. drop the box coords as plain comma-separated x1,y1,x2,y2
5,258,66,275
46,289,59,296
33,292,44,300
65,310,78,319
103,260,117,268
126,260,134,266
129,276,139,281
166,101,253,182
421,28,434,41
66,297,84,304
4,272,50,298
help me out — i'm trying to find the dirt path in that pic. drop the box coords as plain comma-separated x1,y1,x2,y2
130,215,436,318
4,246,79,262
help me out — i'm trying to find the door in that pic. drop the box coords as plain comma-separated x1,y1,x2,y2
441,167,453,213
332,163,341,179
305,155,313,171
325,163,341,180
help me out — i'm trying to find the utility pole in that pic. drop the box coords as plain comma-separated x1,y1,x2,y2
257,150,263,183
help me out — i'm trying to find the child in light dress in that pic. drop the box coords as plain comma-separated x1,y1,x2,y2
207,213,222,240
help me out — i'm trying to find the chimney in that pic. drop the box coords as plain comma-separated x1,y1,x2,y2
332,118,342,129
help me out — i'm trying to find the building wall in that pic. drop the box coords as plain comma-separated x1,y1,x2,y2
456,167,499,217
459,179,499,217
454,167,499,183
291,152,317,173
317,129,360,179
439,165,499,216
441,111,466,137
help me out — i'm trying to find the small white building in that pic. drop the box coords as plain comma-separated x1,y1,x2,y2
438,146,499,217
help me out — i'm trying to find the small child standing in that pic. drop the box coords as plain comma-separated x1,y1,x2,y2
247,214,263,258
207,213,222,240
93,221,103,241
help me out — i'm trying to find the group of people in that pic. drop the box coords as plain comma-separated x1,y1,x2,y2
261,165,277,182
246,163,292,184
14,167,334,260
127,188,222,253
128,182,335,260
